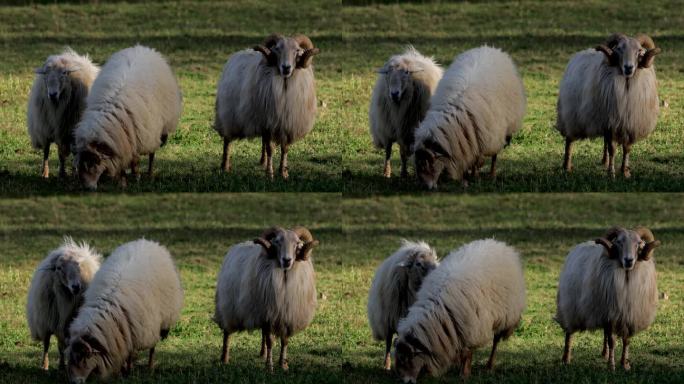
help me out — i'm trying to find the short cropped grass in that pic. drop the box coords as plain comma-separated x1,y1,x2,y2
1,1,683,194
1,193,683,383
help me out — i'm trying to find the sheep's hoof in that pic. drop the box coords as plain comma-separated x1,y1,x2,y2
267,364,274,373
623,170,631,178
281,361,289,371
609,362,616,371
281,169,289,180
623,362,631,371
383,357,391,371
41,170,50,179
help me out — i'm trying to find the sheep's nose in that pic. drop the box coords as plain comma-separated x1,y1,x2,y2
623,64,634,76
623,259,635,269
48,92,59,102
281,64,292,76
70,283,81,293
390,91,401,102
282,258,293,269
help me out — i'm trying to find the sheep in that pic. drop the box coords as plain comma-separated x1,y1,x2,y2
394,239,526,382
367,240,438,370
27,48,99,178
213,34,320,179
214,226,318,372
65,239,184,383
369,47,443,178
73,45,182,190
26,237,101,371
555,226,660,371
556,34,661,178
413,46,526,190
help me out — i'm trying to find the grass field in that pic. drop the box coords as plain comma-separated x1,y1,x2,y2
1,193,683,383
0,1,683,194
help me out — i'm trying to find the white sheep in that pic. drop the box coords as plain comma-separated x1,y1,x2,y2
413,46,526,189
556,34,661,178
556,226,660,371
65,239,184,382
369,47,443,178
367,240,438,370
27,48,99,178
73,45,182,190
214,34,320,179
26,237,101,371
394,239,526,382
214,226,318,372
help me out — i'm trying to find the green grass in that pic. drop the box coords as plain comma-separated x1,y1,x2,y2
1,1,683,194
1,193,683,383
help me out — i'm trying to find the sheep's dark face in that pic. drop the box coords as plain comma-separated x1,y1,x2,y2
75,150,105,191
55,253,87,295
394,338,427,384
612,38,644,78
36,59,76,104
272,38,303,78
255,226,319,270
611,230,643,270
66,337,101,384
380,60,416,104
414,146,445,190
270,230,303,270
399,250,438,278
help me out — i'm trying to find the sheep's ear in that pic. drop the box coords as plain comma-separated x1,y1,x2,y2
71,337,94,358
639,47,661,69
397,261,411,268
34,67,47,75
395,339,414,358
297,239,319,261
595,45,617,66
64,67,80,74
639,240,661,261
88,141,115,159
296,47,320,69
426,139,448,158
376,66,390,74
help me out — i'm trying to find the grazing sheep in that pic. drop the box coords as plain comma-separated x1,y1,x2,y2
214,226,318,371
26,237,101,371
556,34,661,178
367,240,438,370
213,34,320,179
73,45,182,190
65,239,184,382
369,47,443,178
412,46,526,190
27,48,99,178
394,239,526,382
556,226,660,371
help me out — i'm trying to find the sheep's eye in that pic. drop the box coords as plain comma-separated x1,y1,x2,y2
404,70,410,75
55,266,62,271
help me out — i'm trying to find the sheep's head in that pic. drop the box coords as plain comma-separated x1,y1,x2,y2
378,57,423,104
75,141,115,191
35,56,79,104
595,33,661,77
254,226,319,270
52,240,98,295
394,335,430,384
66,334,105,384
413,138,448,190
397,242,439,288
595,226,661,270
254,34,320,78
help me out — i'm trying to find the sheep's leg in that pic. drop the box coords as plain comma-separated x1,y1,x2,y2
383,143,392,178
259,333,266,358
602,333,609,361
621,335,631,371
58,145,69,179
383,334,392,370
260,139,267,167
486,332,503,370
606,134,616,178
621,143,631,178
460,348,473,378
563,138,574,172
58,337,66,370
41,145,50,178
489,154,498,179
147,347,156,370
221,138,231,172
130,157,140,181
604,326,616,371
119,170,128,189
265,140,274,180
123,354,134,376
220,330,230,364
602,135,610,169
148,152,155,178
279,143,289,180
562,332,573,364
279,335,289,371
263,328,274,372
400,145,409,178
41,335,50,370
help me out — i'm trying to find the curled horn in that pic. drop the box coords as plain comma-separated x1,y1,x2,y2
595,226,623,259
293,226,319,261
595,33,626,66
636,34,661,68
294,34,320,69
634,226,661,261
34,67,47,75
253,226,282,259
253,33,282,67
